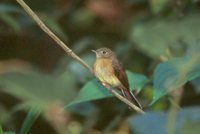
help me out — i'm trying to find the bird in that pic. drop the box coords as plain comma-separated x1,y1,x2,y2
92,47,142,109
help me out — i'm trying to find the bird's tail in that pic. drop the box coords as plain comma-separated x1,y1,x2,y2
121,88,142,109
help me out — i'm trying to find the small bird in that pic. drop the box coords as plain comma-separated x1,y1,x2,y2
92,47,142,109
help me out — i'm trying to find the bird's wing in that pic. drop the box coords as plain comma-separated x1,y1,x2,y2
112,58,142,109
112,58,129,89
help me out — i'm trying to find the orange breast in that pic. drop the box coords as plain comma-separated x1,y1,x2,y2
94,58,121,87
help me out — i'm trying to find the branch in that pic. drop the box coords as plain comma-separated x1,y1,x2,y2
15,0,145,114
167,87,184,134
16,0,92,73
104,85,145,114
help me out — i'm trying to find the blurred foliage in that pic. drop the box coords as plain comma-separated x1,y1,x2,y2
4,132,15,134
191,77,200,93
152,44,200,104
0,68,77,108
0,0,200,133
130,14,200,58
150,0,169,14
0,124,3,134
128,106,200,134
0,4,24,32
19,107,41,134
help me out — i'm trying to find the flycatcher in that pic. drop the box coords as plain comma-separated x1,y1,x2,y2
92,47,142,109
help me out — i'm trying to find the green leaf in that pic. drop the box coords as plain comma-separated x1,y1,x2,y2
130,14,200,58
65,79,112,108
127,71,149,92
0,13,21,32
0,124,3,134
0,69,77,107
4,132,15,134
128,106,200,134
19,107,41,134
151,45,200,104
65,71,149,108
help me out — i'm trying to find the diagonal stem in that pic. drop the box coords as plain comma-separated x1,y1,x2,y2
16,0,92,73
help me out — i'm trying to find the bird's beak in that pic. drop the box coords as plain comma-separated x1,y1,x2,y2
91,50,97,54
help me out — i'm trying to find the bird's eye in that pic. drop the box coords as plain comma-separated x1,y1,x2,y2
102,51,106,54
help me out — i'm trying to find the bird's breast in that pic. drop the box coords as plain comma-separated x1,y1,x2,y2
94,58,120,87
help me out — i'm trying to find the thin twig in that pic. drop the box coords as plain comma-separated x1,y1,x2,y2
15,0,145,114
104,85,144,114
16,0,92,73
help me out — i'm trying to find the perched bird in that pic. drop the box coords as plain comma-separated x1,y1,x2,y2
92,47,142,109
